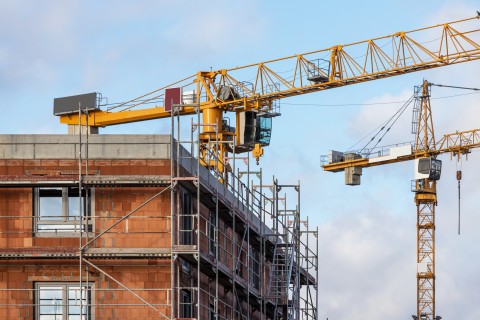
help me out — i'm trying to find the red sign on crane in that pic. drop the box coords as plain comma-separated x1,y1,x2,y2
164,88,181,112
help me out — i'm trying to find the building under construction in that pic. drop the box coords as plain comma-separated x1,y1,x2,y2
1,13,480,320
0,126,318,319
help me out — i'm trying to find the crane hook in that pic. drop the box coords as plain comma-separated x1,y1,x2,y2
252,144,264,165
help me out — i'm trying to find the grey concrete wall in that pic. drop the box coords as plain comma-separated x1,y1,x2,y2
0,134,171,159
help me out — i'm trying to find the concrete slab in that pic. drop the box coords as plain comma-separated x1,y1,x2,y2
0,134,171,159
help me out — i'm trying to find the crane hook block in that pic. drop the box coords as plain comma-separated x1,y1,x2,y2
252,144,264,165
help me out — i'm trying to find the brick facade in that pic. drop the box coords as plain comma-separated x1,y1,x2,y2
0,134,316,320
0,159,173,319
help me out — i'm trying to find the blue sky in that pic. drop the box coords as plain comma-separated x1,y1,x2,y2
1,1,480,319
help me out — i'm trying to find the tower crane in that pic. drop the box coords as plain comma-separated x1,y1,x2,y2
51,14,480,317
49,13,480,320
321,80,480,320
54,14,480,182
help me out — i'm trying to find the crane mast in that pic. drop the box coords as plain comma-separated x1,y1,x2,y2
414,81,436,153
413,81,437,320
322,80,480,319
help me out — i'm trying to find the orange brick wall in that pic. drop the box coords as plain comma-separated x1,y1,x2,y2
94,186,171,249
0,159,172,251
0,158,273,319
0,159,174,319
0,188,32,249
93,263,172,319
0,262,172,320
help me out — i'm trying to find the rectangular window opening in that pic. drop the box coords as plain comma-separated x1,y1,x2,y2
35,282,93,320
250,246,260,290
180,289,193,318
180,190,193,245
209,303,216,320
34,187,93,235
209,212,216,255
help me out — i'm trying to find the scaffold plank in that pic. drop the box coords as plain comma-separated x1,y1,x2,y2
0,247,172,259
0,175,171,187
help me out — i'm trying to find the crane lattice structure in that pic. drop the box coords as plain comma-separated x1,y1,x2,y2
322,80,480,320
55,14,480,179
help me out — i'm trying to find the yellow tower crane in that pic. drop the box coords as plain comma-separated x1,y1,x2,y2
51,13,480,319
322,80,480,320
55,14,480,182
53,14,480,315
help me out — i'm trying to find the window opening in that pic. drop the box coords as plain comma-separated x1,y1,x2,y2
250,246,260,290
181,258,191,273
36,282,93,319
34,187,93,234
209,211,216,255
181,190,193,245
209,303,216,320
180,289,193,318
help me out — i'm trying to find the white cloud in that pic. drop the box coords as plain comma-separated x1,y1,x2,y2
0,0,270,131
161,1,266,62
0,1,81,90
318,207,416,320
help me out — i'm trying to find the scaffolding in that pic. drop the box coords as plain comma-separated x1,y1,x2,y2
0,105,318,319
169,103,318,320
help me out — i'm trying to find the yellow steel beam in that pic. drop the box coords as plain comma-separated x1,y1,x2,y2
58,14,480,128
322,128,480,172
59,105,200,126
436,128,480,156
322,154,418,172
210,15,480,109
